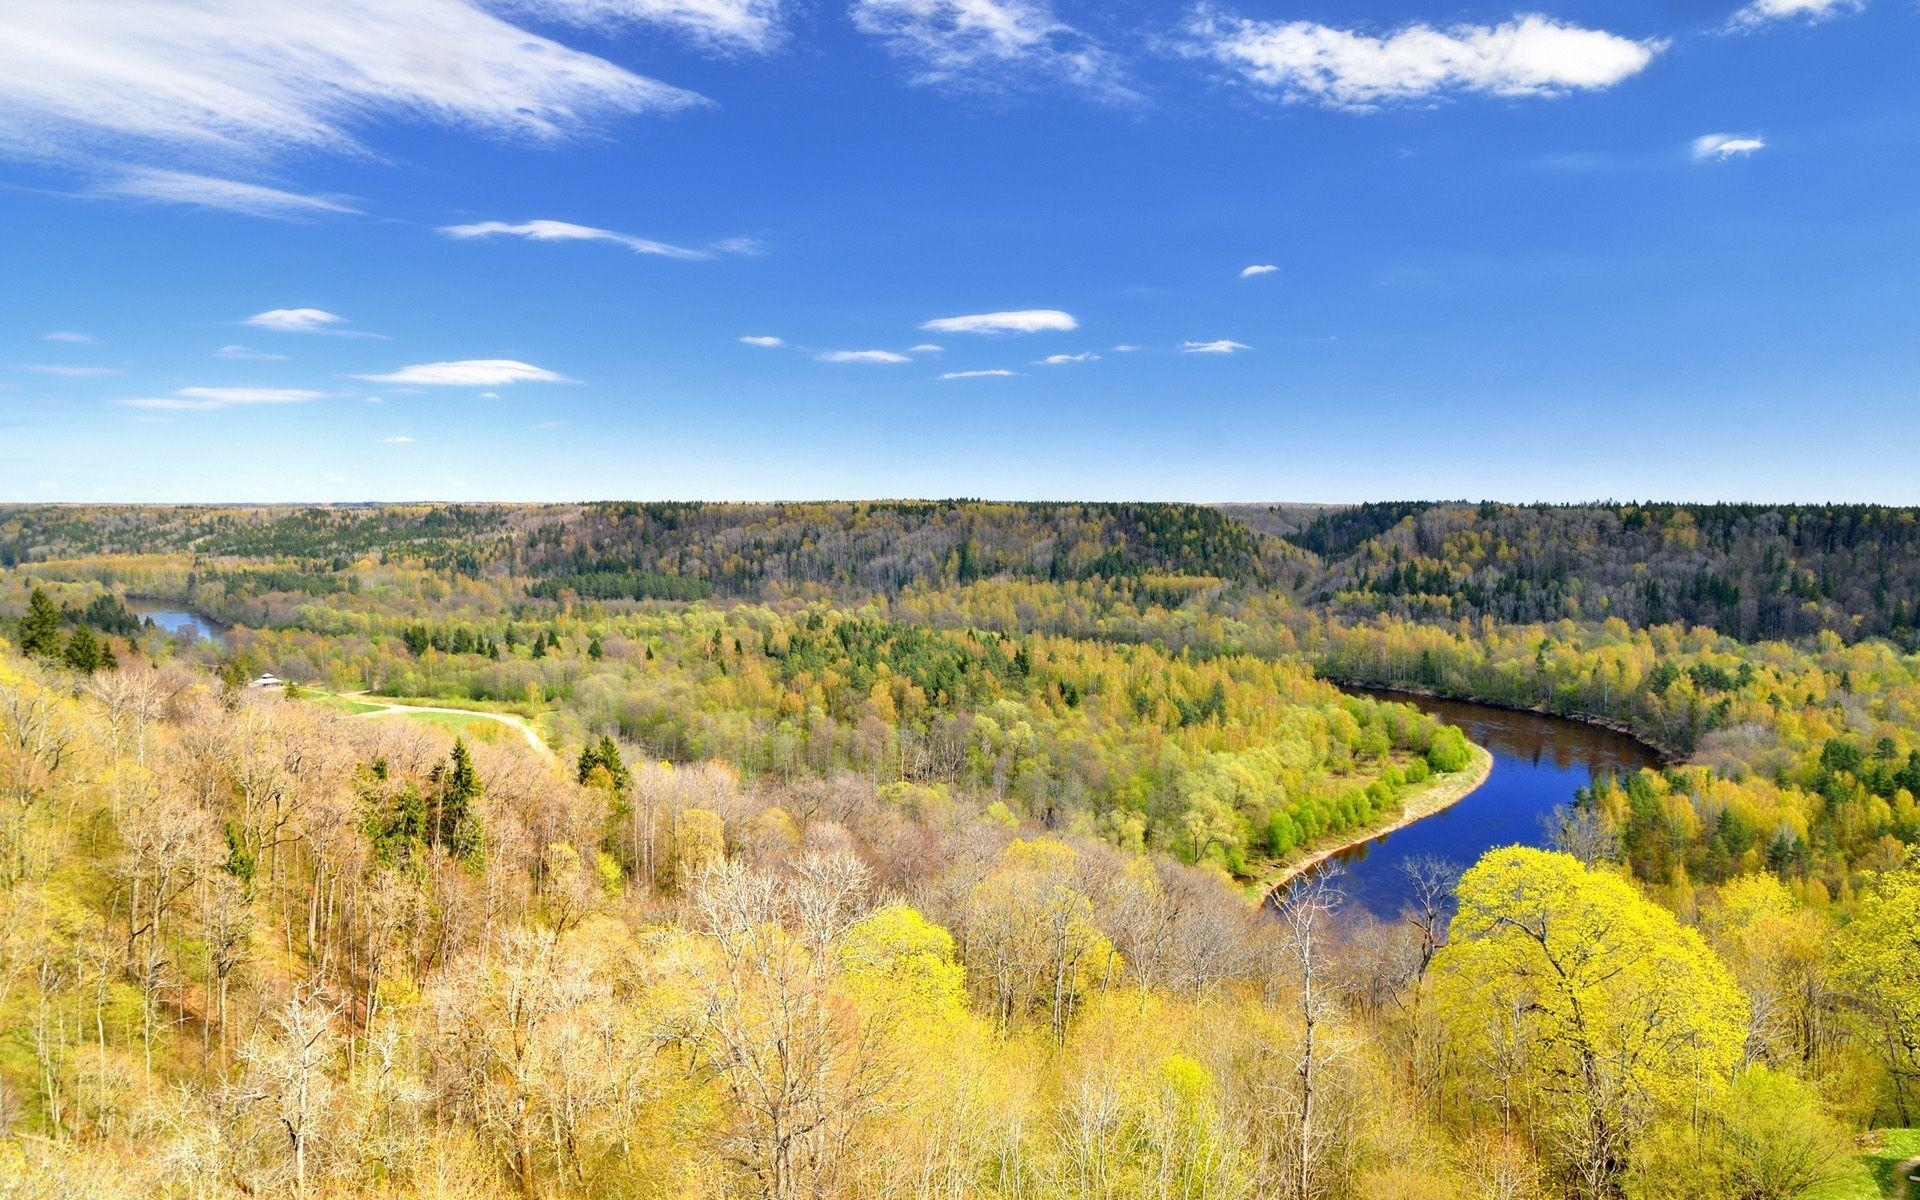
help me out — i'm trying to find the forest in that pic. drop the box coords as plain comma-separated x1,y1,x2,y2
3,499,1920,1200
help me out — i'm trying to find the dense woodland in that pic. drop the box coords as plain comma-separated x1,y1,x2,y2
3,499,1920,1200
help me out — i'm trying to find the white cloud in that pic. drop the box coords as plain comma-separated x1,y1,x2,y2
1112,344,1142,352
479,392,502,400
380,435,415,444
1240,263,1279,278
246,308,348,334
941,369,1017,379
1728,0,1865,29
26,365,122,377
89,169,359,219
323,472,349,483
0,1,701,174
1692,133,1766,161
850,0,1129,98
908,344,944,354
353,359,573,385
1182,339,1251,354
120,385,327,410
1039,352,1099,364
485,0,789,51
921,309,1078,335
439,219,709,260
42,331,97,344
817,350,912,364
216,344,288,360
1185,9,1663,109
710,235,766,255
738,335,785,347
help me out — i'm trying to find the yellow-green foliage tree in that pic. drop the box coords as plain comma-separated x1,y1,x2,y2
1829,852,1920,1124
1433,848,1747,1198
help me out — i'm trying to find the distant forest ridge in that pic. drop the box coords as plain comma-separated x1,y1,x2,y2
3,498,1917,643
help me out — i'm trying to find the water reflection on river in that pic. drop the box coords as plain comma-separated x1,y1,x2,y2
127,601,228,648
1305,688,1661,920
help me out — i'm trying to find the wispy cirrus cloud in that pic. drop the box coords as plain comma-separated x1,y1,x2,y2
25,365,122,378
850,0,1131,99
738,335,785,347
352,359,573,385
941,368,1017,379
42,331,97,344
380,435,415,444
1038,352,1098,364
486,0,791,51
921,309,1078,335
216,344,288,361
438,219,712,260
817,350,912,364
1727,0,1865,29
1182,339,1251,354
0,1,702,170
120,386,327,411
1692,133,1766,160
88,169,359,219
1184,8,1663,109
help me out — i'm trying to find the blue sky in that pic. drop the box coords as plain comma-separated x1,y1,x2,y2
1,0,1914,504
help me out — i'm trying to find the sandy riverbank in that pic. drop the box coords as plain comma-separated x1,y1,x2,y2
1250,742,1496,904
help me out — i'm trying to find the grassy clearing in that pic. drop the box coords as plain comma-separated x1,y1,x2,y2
1815,1129,1920,1200
367,709,512,740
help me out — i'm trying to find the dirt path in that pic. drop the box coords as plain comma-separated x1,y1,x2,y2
1896,1156,1920,1200
354,700,555,762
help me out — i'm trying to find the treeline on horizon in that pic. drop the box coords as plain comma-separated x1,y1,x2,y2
5,498,1918,644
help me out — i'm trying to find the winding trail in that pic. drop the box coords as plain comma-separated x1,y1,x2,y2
352,698,555,763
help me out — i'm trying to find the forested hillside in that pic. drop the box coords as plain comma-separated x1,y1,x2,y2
1242,501,1920,644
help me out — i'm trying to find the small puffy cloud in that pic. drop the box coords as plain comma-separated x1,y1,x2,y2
1185,9,1663,109
246,308,347,334
89,170,360,219
120,386,327,411
26,365,121,377
1039,352,1099,364
738,335,785,347
439,219,708,260
1692,133,1766,161
1240,263,1279,278
1728,0,1865,29
352,359,572,385
479,391,502,400
42,331,96,344
1112,344,1142,352
941,369,1017,379
1182,339,1251,354
380,435,414,444
817,349,912,364
216,344,288,361
908,344,943,354
921,309,1078,335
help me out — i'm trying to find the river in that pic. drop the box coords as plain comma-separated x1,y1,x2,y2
1311,687,1662,920
127,600,229,648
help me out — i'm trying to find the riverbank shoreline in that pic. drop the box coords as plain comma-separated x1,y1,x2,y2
1326,677,1681,763
1249,742,1496,905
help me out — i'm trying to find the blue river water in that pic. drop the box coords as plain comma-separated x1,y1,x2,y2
1311,687,1660,920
